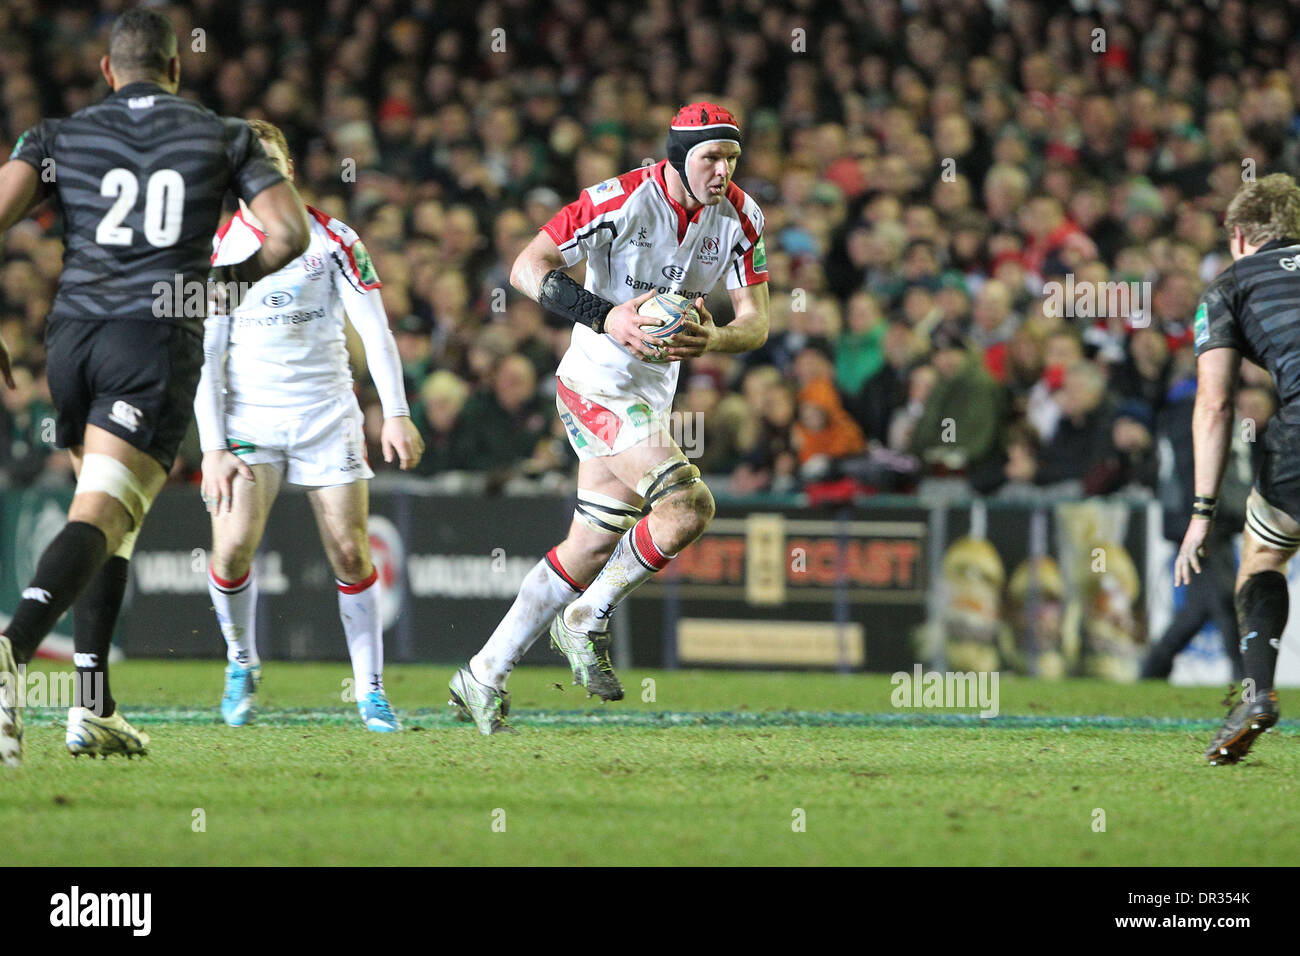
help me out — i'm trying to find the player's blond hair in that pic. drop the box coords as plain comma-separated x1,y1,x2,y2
246,119,291,167
1225,173,1300,244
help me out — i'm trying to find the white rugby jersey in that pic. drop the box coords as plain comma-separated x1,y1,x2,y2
543,159,768,412
195,205,409,452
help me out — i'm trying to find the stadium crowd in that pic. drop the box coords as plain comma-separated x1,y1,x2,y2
0,0,1297,502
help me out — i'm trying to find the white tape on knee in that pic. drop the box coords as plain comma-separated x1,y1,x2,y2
77,453,151,530
636,456,701,508
114,525,141,559
575,490,642,534
1246,494,1300,550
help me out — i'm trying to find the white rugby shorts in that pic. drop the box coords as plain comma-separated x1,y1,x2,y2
554,374,670,461
224,394,373,485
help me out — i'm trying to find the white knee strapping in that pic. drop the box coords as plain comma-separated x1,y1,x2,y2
636,456,701,508
575,490,642,534
114,524,143,559
77,453,151,531
1246,492,1300,550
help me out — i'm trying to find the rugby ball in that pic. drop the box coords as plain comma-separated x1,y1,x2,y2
637,293,696,362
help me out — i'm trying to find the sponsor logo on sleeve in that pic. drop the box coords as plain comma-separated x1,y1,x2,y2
752,236,767,273
1194,301,1208,347
352,240,379,285
585,178,625,203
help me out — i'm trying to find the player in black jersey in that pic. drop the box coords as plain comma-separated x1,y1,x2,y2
0,9,310,766
1175,173,1300,764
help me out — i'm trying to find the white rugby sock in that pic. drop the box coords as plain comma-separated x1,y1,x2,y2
209,566,259,667
563,518,673,633
471,549,583,689
339,568,383,701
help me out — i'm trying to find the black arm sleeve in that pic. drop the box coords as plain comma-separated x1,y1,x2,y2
539,269,616,334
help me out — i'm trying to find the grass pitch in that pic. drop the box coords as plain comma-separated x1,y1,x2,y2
4,661,1299,866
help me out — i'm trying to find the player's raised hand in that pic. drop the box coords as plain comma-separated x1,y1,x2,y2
0,334,15,389
382,416,425,470
603,290,659,360
201,449,254,516
663,296,717,361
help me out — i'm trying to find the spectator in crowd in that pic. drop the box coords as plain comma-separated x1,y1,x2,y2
1148,271,1201,349
968,279,1018,353
1019,194,1098,279
853,320,923,443
1035,360,1116,492
733,381,799,496
909,328,1004,489
997,420,1044,502
1090,399,1160,495
393,313,433,403
680,371,749,478
1025,327,1085,444
502,297,558,384
996,324,1046,418
415,369,470,476
1111,325,1172,416
834,290,885,397
886,363,936,455
453,354,551,477
791,343,866,482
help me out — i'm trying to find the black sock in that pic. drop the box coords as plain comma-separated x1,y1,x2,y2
4,521,108,664
73,556,129,717
1236,570,1288,695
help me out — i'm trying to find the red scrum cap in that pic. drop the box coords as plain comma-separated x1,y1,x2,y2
667,102,741,202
